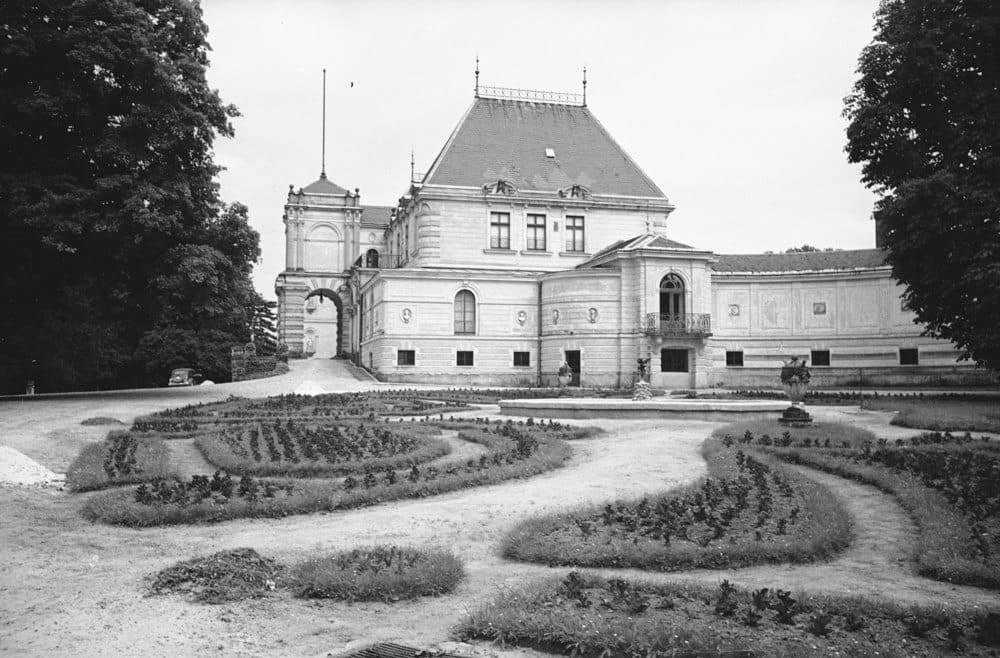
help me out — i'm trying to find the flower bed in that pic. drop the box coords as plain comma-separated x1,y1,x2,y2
502,431,852,571
457,572,1000,657
194,420,449,477
81,418,596,527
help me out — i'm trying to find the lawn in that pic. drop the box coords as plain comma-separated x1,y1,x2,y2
863,397,1000,433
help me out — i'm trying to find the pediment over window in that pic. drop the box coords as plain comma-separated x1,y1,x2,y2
482,179,518,195
558,184,592,200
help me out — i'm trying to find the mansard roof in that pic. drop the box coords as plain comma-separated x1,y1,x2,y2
302,173,348,195
422,97,666,198
712,249,887,273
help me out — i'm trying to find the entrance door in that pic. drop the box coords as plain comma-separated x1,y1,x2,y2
565,350,581,387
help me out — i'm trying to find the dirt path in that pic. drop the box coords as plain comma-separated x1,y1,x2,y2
599,462,998,610
2,385,998,657
168,438,219,477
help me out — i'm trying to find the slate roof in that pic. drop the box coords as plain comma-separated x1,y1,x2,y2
422,97,666,198
361,205,393,226
302,173,347,195
712,249,887,273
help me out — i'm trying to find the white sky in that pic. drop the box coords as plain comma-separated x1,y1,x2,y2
200,0,882,299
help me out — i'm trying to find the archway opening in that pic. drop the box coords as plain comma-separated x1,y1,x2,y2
303,288,343,357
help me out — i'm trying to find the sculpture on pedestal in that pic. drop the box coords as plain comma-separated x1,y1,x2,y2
779,356,813,425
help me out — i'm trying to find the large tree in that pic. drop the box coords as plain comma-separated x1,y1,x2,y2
844,0,1000,371
0,0,259,392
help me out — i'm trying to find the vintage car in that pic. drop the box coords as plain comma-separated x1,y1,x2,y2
167,367,202,387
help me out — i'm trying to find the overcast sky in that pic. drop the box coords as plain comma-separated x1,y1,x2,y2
200,0,882,298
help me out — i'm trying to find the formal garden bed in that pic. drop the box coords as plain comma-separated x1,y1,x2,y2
193,419,450,477
501,423,860,571
719,420,1000,590
78,393,599,526
456,571,1000,657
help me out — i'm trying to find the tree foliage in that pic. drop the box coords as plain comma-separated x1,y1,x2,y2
0,0,261,392
844,0,1000,371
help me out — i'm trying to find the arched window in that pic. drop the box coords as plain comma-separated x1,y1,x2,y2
659,274,685,319
454,290,476,334
365,248,379,268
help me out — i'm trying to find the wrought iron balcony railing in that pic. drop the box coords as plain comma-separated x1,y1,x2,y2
644,313,712,336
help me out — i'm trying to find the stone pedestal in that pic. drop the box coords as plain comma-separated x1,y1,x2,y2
779,380,812,425
779,405,813,426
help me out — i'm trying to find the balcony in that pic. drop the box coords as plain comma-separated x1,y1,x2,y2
644,313,712,336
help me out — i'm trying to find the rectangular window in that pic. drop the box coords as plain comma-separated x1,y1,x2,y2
661,349,689,372
899,348,919,365
725,350,744,367
513,351,530,367
526,214,546,251
397,350,415,366
489,212,510,249
811,350,831,367
565,215,585,252
456,350,474,367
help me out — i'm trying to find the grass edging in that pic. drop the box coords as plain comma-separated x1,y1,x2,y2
289,545,464,602
66,432,177,492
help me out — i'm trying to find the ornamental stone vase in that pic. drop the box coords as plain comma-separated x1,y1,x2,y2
783,380,808,405
558,373,572,387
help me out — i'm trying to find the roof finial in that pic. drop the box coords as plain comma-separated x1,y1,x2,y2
410,149,415,183
475,55,480,98
321,68,327,178
582,66,587,107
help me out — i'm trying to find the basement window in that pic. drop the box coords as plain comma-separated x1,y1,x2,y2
810,350,831,367
899,348,919,366
725,351,744,367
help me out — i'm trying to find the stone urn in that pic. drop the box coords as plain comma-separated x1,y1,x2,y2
557,362,572,388
782,380,808,405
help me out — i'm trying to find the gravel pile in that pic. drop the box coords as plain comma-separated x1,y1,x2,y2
0,446,65,486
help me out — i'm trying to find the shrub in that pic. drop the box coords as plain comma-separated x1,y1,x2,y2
290,546,464,602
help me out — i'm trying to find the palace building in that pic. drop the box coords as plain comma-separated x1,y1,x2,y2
274,82,989,389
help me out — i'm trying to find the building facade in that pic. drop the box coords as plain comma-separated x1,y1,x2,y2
275,88,991,388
